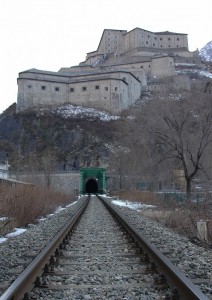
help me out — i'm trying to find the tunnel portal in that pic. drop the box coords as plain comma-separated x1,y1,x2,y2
80,168,106,194
85,178,98,194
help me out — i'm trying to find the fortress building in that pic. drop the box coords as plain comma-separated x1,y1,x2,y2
17,27,204,114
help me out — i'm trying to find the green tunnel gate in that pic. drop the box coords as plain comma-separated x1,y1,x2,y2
80,168,106,194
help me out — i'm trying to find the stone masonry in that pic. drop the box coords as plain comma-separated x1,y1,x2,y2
17,27,204,114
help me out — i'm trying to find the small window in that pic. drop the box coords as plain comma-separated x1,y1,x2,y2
82,86,86,91
141,65,143,68
70,88,74,92
148,35,150,38
146,41,148,44
168,38,171,41
95,85,99,90
161,45,163,47
177,45,179,48
41,86,46,90
123,77,126,81
55,87,60,92
168,45,171,48
155,37,157,40
160,37,163,41
115,87,118,91
28,85,32,88
177,37,179,41
153,43,155,46
105,87,108,91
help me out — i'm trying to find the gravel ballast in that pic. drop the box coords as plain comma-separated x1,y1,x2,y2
0,195,211,299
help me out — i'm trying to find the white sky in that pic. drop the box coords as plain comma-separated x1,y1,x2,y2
0,0,211,113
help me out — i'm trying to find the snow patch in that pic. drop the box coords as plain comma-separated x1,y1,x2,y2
0,237,7,244
6,228,27,238
51,104,120,121
112,199,156,210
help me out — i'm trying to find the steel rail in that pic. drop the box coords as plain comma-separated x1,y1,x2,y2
0,196,89,300
99,196,209,300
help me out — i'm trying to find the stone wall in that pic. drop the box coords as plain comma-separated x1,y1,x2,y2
17,69,142,114
12,172,80,195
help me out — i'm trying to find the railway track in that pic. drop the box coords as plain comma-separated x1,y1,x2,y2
0,195,209,300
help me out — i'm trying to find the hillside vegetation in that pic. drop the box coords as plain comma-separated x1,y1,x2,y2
1,88,212,198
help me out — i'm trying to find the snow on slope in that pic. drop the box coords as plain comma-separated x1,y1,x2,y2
200,41,212,62
39,104,120,121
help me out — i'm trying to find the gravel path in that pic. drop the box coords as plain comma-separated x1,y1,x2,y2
31,196,171,300
0,196,86,295
107,197,212,298
0,195,211,299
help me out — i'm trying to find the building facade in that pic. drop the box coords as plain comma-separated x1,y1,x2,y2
17,27,203,114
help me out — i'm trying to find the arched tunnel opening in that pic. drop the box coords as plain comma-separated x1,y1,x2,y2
85,178,98,194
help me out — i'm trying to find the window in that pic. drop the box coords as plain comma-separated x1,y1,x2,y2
95,85,99,90
105,87,108,91
168,38,171,41
115,87,118,91
141,65,143,68
169,45,171,48
55,87,60,92
160,37,163,41
161,45,163,47
148,35,150,38
70,87,74,92
155,37,157,40
28,85,32,88
41,85,46,90
177,38,179,41
153,43,155,46
123,77,126,81
82,86,86,91
146,41,148,44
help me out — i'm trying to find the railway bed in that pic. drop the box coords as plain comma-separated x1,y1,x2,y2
0,195,211,299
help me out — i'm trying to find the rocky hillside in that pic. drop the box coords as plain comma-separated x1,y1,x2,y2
200,41,212,62
0,103,124,171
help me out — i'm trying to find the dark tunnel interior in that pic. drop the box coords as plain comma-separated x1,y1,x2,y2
85,178,98,193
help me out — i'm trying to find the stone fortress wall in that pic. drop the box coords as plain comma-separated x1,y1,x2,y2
17,27,206,114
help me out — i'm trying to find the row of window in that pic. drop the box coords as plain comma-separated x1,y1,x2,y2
27,85,61,92
70,86,118,92
144,41,180,48
27,85,119,92
107,31,180,42
141,36,180,41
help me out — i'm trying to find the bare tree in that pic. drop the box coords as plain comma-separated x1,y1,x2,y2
154,93,212,199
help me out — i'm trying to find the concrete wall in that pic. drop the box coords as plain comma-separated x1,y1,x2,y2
12,172,80,195
17,70,141,114
88,28,189,58
151,56,175,78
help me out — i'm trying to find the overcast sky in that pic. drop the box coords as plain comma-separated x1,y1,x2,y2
0,0,211,113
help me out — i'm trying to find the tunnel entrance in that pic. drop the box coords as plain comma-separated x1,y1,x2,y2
80,168,106,194
85,178,98,194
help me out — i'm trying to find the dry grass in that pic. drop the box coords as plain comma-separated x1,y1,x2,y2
0,183,75,234
115,190,212,246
